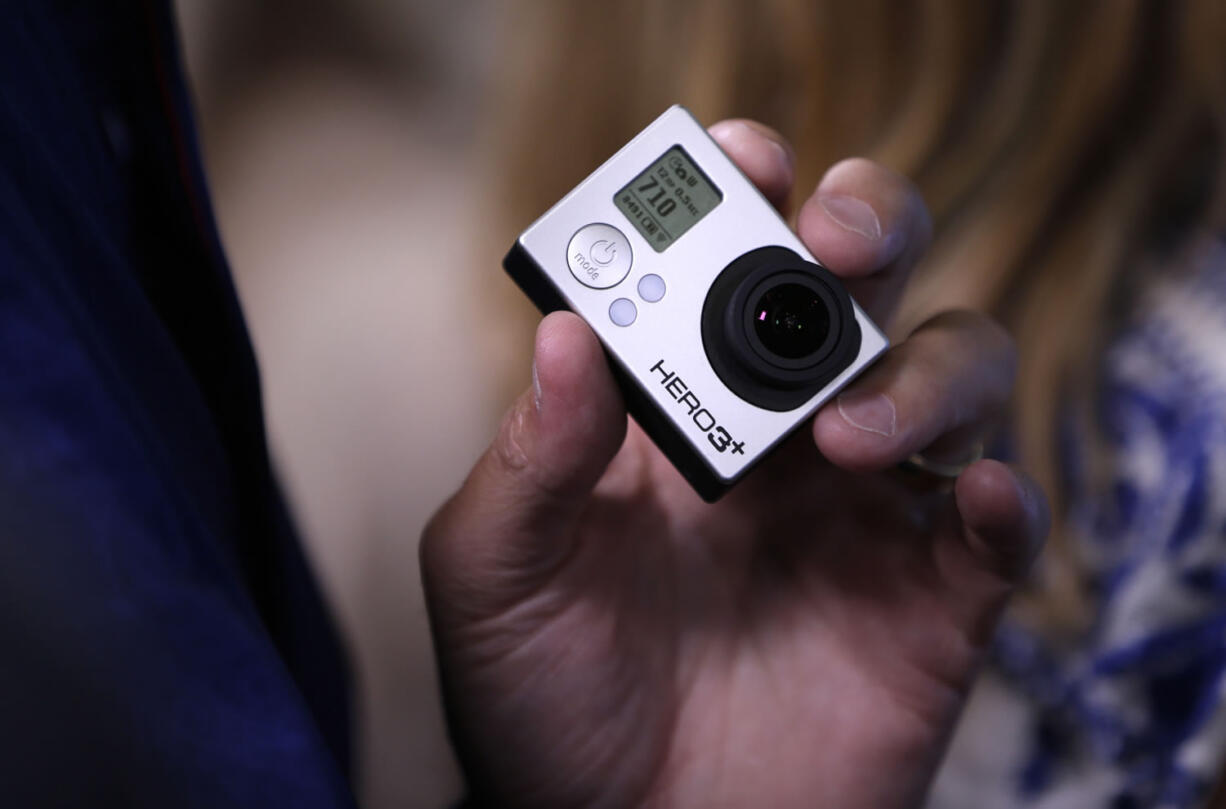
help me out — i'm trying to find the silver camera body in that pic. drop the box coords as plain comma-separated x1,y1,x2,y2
504,106,887,501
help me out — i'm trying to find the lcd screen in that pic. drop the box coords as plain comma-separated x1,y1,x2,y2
614,145,723,252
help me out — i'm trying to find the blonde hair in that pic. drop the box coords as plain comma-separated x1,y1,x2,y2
484,0,1226,619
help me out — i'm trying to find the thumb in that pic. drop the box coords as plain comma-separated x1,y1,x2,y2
421,311,627,618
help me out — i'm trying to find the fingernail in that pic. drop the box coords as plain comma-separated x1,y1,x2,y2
837,391,896,437
531,360,543,413
819,194,883,241
709,121,791,178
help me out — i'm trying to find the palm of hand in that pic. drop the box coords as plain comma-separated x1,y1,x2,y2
436,425,1014,809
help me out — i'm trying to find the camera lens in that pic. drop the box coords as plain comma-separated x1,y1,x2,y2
701,246,862,412
750,283,830,360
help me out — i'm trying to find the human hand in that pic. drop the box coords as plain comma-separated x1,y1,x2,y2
421,121,1049,809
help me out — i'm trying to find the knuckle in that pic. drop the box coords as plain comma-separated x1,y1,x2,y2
492,397,533,475
914,307,982,333
825,157,920,202
486,393,571,501
893,310,1017,430
916,310,1016,371
905,369,953,432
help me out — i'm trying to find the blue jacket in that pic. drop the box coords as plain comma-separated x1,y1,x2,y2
0,2,355,806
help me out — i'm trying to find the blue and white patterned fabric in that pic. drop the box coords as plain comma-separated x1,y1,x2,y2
929,240,1226,809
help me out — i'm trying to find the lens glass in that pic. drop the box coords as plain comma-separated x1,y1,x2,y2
751,283,829,360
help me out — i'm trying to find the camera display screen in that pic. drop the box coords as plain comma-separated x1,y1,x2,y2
614,145,723,252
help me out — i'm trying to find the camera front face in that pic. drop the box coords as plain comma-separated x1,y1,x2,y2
504,106,887,501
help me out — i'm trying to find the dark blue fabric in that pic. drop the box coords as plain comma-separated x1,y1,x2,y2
0,2,356,806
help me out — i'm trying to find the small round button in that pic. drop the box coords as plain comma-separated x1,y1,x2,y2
637,273,666,303
609,298,637,326
567,223,633,289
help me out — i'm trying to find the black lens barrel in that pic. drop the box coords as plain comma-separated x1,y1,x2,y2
702,246,861,412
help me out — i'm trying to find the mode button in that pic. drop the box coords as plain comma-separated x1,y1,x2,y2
567,223,633,289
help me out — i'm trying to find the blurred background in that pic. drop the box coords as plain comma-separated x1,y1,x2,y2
173,2,504,806
172,2,1226,808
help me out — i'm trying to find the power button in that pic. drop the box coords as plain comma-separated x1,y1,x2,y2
567,223,633,289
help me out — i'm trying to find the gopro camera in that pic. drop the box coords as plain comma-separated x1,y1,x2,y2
504,106,888,501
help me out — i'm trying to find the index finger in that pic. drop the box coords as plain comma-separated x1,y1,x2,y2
797,158,933,326
707,119,796,217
